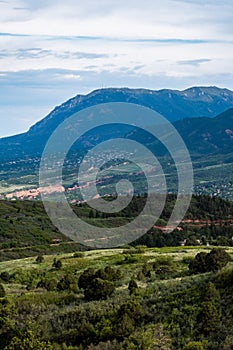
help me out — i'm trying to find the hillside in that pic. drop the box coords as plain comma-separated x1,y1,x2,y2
27,86,233,135
1,86,233,162
0,195,232,261
1,108,232,201
0,246,233,349
174,108,233,155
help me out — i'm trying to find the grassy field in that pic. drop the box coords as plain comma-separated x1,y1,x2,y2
1,245,233,294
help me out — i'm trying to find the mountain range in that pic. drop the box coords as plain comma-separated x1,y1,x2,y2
1,86,233,162
0,86,233,200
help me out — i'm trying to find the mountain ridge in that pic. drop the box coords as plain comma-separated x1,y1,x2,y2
0,86,233,163
27,85,233,137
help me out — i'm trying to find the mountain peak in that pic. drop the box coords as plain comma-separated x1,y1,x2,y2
27,86,233,136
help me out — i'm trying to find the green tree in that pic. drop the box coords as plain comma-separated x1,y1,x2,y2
189,252,208,274
189,248,231,274
206,248,231,272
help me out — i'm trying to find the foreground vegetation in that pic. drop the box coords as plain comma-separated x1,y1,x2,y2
0,246,233,349
0,194,232,349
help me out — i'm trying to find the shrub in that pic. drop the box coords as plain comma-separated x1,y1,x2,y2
57,273,78,292
128,278,139,295
36,255,44,264
73,252,85,258
189,252,208,274
52,258,63,269
78,268,96,290
0,283,6,297
84,278,115,301
206,248,232,272
78,266,120,300
215,265,233,288
189,248,231,274
0,271,11,282
37,278,58,291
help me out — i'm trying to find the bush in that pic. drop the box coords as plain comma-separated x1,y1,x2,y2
189,248,231,274
0,283,6,297
206,248,232,272
215,265,233,288
57,273,78,292
73,252,85,258
128,278,139,295
78,268,96,290
189,252,208,274
36,255,44,264
37,277,58,291
52,258,63,269
78,267,121,290
78,266,120,300
0,271,11,282
84,278,115,301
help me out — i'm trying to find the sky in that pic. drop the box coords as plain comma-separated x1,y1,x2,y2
0,0,233,137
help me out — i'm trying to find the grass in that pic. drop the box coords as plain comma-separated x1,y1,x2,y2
1,246,233,298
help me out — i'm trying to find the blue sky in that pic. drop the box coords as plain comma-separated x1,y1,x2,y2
0,0,233,137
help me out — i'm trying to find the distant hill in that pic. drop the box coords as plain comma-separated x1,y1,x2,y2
175,108,233,155
1,86,233,161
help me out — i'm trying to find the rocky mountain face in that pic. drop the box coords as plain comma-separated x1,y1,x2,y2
28,86,233,135
0,86,233,162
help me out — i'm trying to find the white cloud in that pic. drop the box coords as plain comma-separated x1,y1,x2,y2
0,0,232,136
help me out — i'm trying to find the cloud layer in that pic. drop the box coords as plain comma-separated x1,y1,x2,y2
0,0,233,136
